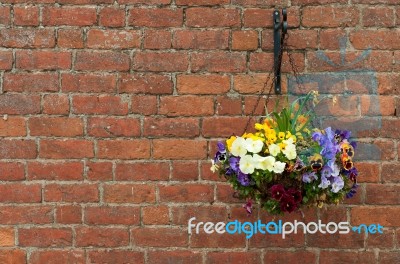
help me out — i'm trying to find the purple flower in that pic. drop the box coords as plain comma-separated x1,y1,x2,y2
270,184,285,200
318,175,330,189
217,142,226,152
294,158,305,171
229,157,240,173
346,184,358,198
312,131,322,143
243,199,253,215
237,172,250,186
214,142,227,163
335,129,351,141
302,171,317,183
331,176,344,193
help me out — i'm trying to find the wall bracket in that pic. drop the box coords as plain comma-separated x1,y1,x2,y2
273,8,288,95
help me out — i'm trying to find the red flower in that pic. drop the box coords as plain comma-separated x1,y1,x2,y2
270,184,285,200
280,194,298,213
288,188,302,203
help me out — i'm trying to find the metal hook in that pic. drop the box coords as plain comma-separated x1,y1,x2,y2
273,8,288,95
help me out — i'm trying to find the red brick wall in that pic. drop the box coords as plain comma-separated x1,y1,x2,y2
0,0,399,263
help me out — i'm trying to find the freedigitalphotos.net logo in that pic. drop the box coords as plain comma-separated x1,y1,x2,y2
188,217,383,239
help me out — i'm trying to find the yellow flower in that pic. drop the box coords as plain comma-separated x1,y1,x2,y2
255,123,264,131
290,135,297,143
278,132,285,140
226,136,236,152
297,115,307,125
285,131,292,139
242,132,254,139
279,142,286,150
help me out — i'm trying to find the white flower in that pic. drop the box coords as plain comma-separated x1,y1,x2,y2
282,144,297,160
239,155,256,174
210,159,219,173
245,138,263,154
231,137,247,157
272,161,286,174
283,137,295,145
331,178,344,193
268,144,281,157
258,156,276,171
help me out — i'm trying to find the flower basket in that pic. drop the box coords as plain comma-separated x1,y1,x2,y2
211,91,358,215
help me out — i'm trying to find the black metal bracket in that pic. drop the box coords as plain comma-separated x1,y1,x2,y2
273,8,288,95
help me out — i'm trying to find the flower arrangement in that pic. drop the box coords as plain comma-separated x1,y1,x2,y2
211,91,358,215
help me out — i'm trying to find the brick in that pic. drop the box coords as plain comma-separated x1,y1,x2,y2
172,161,198,181
119,74,173,94
351,30,400,50
143,206,169,225
75,51,130,71
76,227,129,247
171,205,227,225
0,228,14,247
292,0,346,3
351,207,400,227
319,29,347,50
367,228,394,249
57,29,84,48
29,117,83,137
378,74,400,95
131,228,188,247
88,251,144,264
159,96,214,116
186,8,240,27
88,117,140,137
280,30,318,50
132,95,157,115
148,251,202,264
128,8,183,27
306,232,364,248
216,184,242,203
97,140,150,159
62,73,116,93
357,162,380,183
362,7,395,27
191,51,246,73
0,117,26,137
250,52,305,72
0,51,12,70
244,8,300,28
72,95,129,115
14,6,39,26
0,162,25,181
0,28,55,48
4,73,58,92
315,96,360,117
87,29,141,49
0,206,52,224
216,96,242,115
45,184,99,203
99,7,125,27
119,0,170,3
43,7,97,26
264,251,316,264
371,184,400,205
85,206,140,225
382,164,400,182
0,94,40,115
43,94,69,115
103,184,156,203
55,205,82,224
115,162,170,181
0,184,40,203
0,7,10,25
191,232,245,248
0,250,26,264
380,252,400,264
381,120,400,139
57,0,113,3
176,0,228,4
87,162,113,181
153,139,207,159
177,74,230,94
232,30,258,50
144,117,199,138
40,139,94,159
27,162,83,181
201,161,221,181
144,30,172,49
30,250,85,264
159,184,213,202
361,96,395,116
202,117,249,137
319,251,375,264
16,50,71,70
234,74,272,94
173,30,229,50
0,140,36,159
307,51,393,72
133,52,188,72
303,7,359,28
207,252,261,264
19,228,72,247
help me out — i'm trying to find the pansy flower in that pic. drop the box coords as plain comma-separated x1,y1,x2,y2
270,184,285,200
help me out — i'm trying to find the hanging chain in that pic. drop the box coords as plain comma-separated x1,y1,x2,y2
242,32,290,135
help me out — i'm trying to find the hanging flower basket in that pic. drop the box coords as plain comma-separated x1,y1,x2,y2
211,91,358,215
